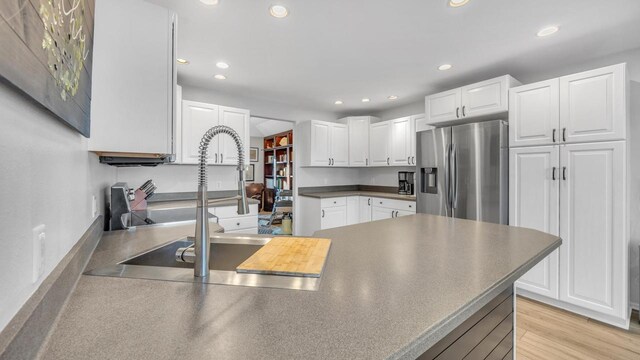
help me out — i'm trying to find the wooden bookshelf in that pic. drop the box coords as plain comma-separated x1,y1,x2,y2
264,130,293,191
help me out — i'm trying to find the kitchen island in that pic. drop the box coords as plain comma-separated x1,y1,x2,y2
38,214,560,360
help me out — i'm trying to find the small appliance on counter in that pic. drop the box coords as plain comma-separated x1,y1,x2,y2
109,180,157,230
398,171,415,195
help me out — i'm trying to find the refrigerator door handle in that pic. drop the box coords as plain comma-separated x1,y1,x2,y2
451,144,459,210
445,143,452,213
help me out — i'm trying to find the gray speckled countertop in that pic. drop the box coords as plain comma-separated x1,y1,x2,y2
39,215,559,360
299,191,416,201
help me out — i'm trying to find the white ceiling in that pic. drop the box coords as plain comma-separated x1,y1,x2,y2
149,0,640,117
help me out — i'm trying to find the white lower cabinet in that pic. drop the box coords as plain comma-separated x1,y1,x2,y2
511,141,628,328
298,195,416,235
215,204,258,234
559,141,626,319
510,146,560,299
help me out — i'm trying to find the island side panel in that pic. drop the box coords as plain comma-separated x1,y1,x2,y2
418,286,514,360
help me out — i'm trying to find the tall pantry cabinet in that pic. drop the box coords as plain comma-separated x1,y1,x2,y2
509,63,629,328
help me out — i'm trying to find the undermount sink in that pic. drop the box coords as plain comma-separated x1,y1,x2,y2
84,234,321,291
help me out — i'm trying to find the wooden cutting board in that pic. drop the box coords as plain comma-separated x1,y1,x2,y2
236,237,331,277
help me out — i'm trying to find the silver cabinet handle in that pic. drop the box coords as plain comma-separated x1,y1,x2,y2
387,157,390,165
462,106,466,117
368,198,371,206
322,209,325,218
365,158,369,166
552,129,556,143
408,156,411,164
409,204,412,208
215,153,218,163
391,210,396,218
328,158,331,166
412,156,415,165
552,167,557,181
456,107,460,118
562,166,567,180
562,128,566,142
220,153,223,163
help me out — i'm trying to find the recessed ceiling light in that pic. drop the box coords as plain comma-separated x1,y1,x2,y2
388,95,399,100
537,26,559,37
216,62,229,69
214,74,226,80
176,58,189,65
362,98,371,103
449,0,470,7
269,5,289,18
200,0,219,5
438,64,452,71
334,100,343,105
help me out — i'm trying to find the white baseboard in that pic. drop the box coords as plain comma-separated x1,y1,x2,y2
631,301,639,311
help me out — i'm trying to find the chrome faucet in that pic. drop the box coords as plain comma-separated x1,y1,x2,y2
194,125,249,277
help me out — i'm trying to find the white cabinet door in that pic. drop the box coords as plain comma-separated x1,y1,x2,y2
346,196,359,225
321,206,347,229
395,210,415,217
371,206,394,221
218,106,250,165
510,146,560,299
560,64,626,143
460,76,509,118
425,89,461,124
181,101,219,164
348,117,370,167
370,121,391,166
559,141,625,318
509,79,560,147
390,117,411,166
358,197,372,223
310,121,331,166
409,114,426,166
330,123,349,166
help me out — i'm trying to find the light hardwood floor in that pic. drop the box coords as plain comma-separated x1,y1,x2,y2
516,296,640,360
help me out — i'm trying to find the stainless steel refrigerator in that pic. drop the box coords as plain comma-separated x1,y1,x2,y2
416,120,508,224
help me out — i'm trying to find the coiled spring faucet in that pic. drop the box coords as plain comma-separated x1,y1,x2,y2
194,125,249,277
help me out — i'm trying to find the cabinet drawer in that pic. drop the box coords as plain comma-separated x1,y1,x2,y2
215,204,258,218
372,197,416,212
225,227,258,234
219,216,258,232
321,197,347,208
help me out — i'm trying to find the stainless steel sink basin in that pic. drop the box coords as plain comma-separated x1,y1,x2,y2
84,234,321,291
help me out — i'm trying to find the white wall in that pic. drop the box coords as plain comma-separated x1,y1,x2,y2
0,82,116,332
249,137,263,184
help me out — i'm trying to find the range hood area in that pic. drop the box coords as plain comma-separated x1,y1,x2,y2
94,152,174,167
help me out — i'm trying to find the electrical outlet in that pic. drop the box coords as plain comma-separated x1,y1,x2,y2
32,224,46,283
91,195,97,218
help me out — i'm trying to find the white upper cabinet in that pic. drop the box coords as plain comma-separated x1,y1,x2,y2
410,114,429,165
390,117,412,166
509,79,560,147
309,121,331,166
425,75,520,125
298,120,349,167
178,101,249,165
511,64,627,147
89,0,177,156
218,106,250,165
346,117,373,167
181,101,219,164
510,146,560,299
426,89,461,124
559,141,626,319
560,64,627,143
369,121,391,166
330,123,349,166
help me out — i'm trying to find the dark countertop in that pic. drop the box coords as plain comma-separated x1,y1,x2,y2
39,215,560,360
299,190,416,201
